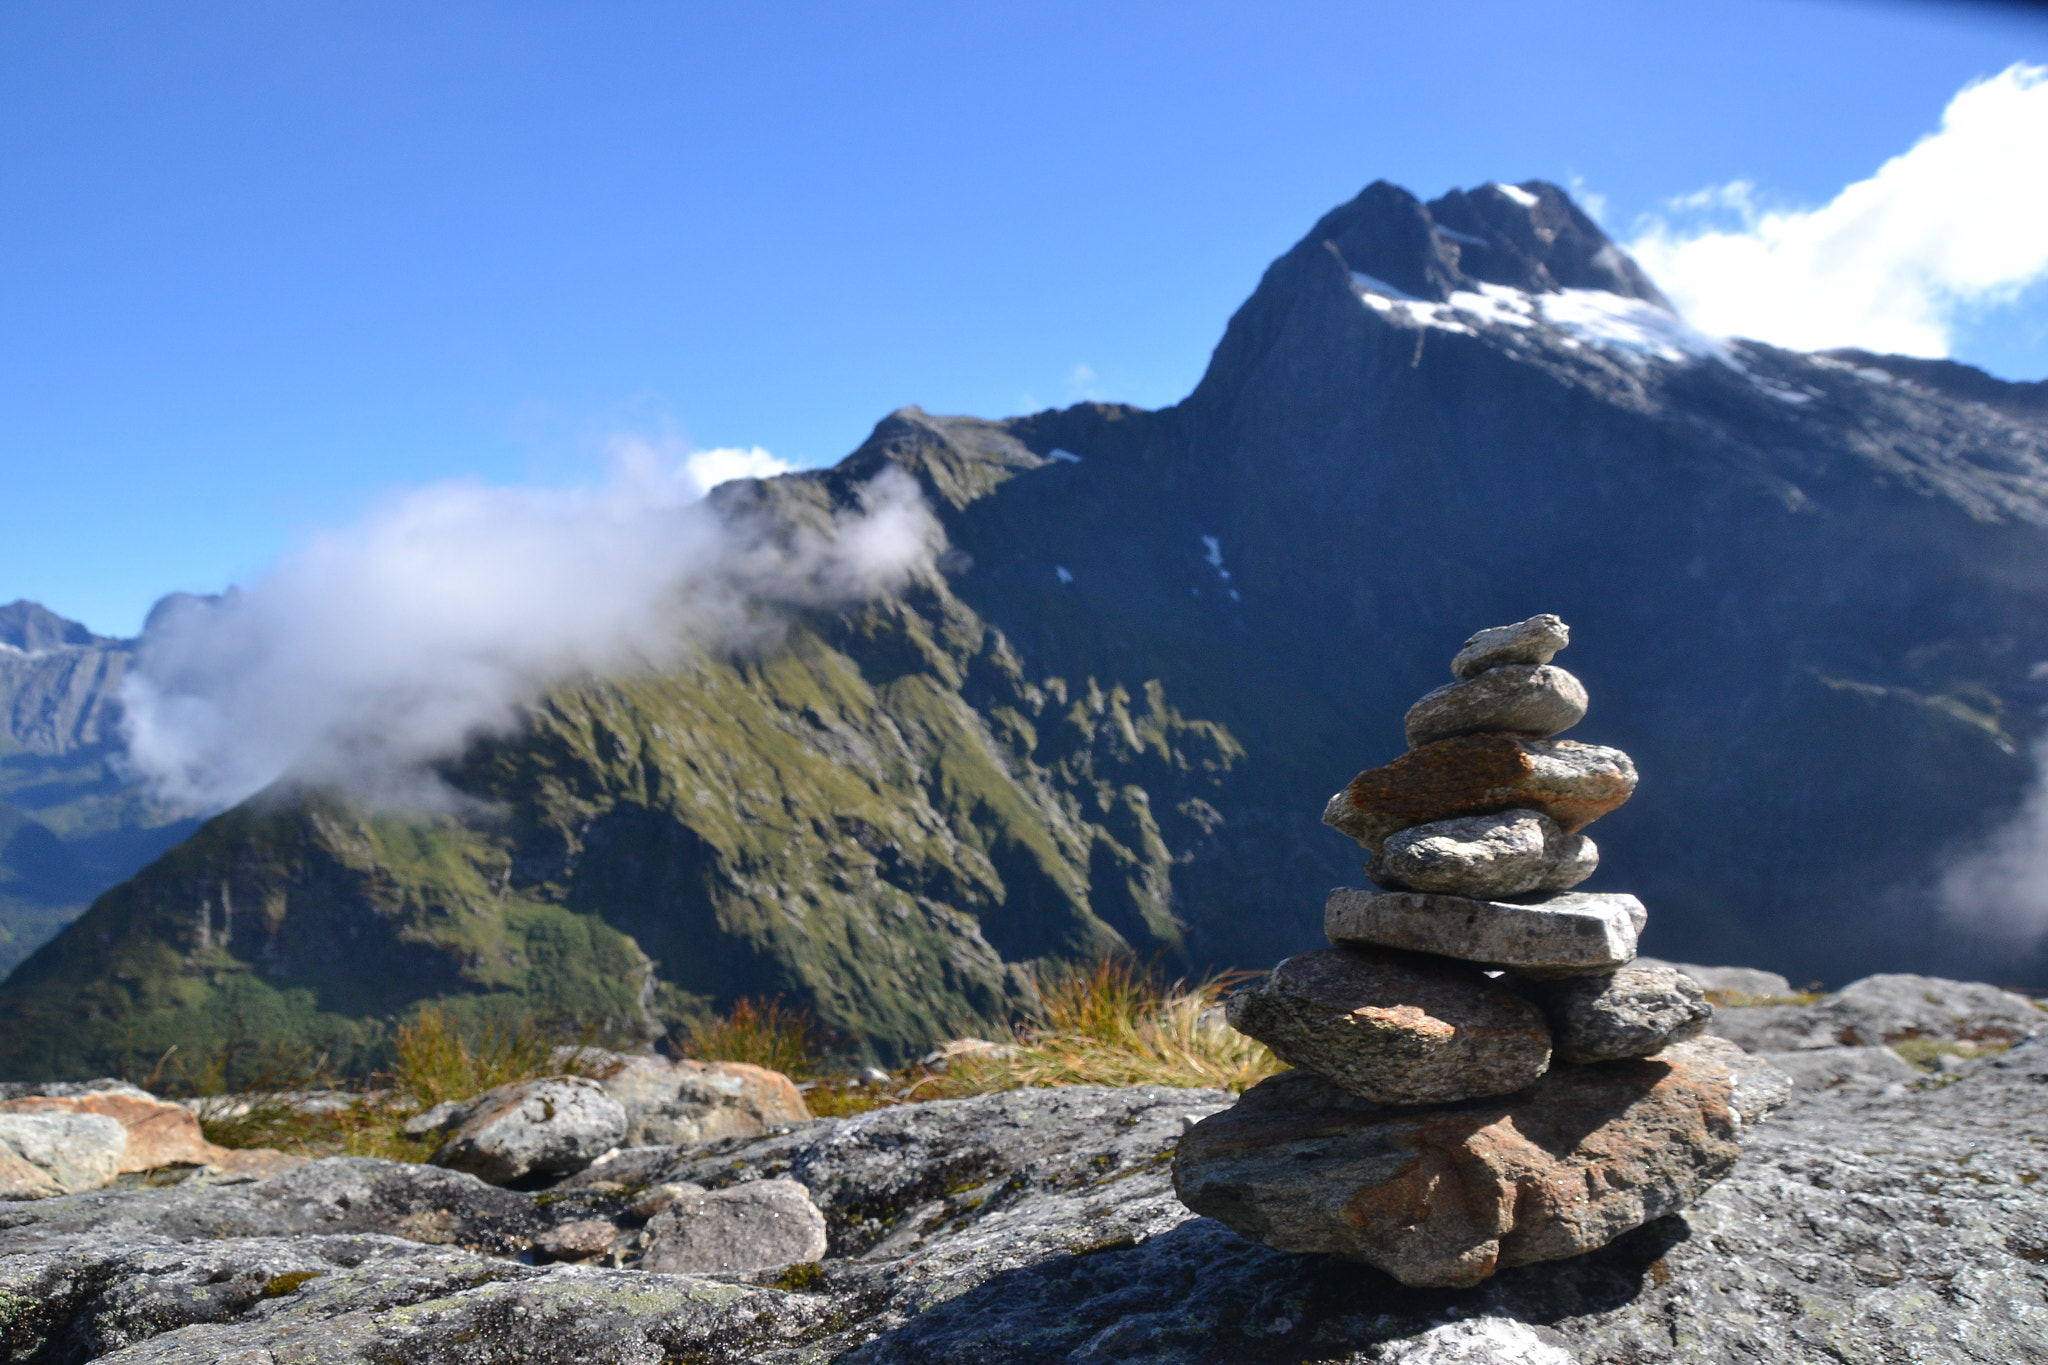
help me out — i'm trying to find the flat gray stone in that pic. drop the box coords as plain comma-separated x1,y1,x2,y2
1325,888,1643,977
636,1177,829,1275
1451,614,1570,680
1531,965,1713,1064
1373,809,1596,898
1405,664,1588,748
430,1077,627,1185
1225,947,1551,1104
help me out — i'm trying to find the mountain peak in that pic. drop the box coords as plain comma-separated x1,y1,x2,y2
1309,179,1669,308
0,601,102,653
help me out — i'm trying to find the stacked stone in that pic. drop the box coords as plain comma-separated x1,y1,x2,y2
1172,615,1789,1289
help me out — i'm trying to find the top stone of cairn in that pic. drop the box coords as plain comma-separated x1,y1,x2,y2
1451,613,1569,680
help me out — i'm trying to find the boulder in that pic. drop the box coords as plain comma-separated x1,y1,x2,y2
1325,887,1644,976
1404,664,1588,748
1707,972,2045,1054
429,1077,628,1185
1633,957,1795,1000
1323,734,1636,853
532,1217,619,1263
1371,809,1595,898
573,1051,811,1146
0,1111,127,1198
1530,965,1713,1064
1,1091,240,1173
1450,614,1571,680
1173,1036,1790,1288
1225,947,1551,1104
636,1178,828,1275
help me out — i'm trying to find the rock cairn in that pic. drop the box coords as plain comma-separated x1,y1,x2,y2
1173,615,1790,1288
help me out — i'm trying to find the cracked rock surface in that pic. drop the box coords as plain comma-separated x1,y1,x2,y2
3,1055,2047,1361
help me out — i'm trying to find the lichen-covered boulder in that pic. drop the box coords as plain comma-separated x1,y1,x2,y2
429,1077,628,1185
634,1178,828,1275
576,1051,811,1146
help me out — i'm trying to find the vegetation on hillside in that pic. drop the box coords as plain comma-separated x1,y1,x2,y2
177,958,1279,1158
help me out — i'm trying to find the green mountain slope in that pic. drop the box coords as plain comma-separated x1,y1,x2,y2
0,433,1240,1075
11,179,2048,1079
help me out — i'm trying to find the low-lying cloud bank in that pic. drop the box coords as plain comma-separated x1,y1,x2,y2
120,446,938,813
1627,62,2048,358
1939,733,2048,952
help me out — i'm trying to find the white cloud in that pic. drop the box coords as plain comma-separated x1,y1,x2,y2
1938,734,2048,949
682,445,790,493
1626,63,2048,357
120,446,937,812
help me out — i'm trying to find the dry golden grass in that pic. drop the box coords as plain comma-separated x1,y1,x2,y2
179,1004,609,1158
912,958,1283,1099
675,997,821,1078
178,968,1278,1155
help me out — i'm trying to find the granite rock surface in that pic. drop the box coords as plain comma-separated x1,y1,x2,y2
1224,947,1551,1104
1531,966,1713,1064
1451,615,1571,681
1404,665,1588,749
1324,735,1636,853
1371,810,1595,898
430,1077,628,1185
1325,887,1644,976
5,1023,2048,1361
636,1178,829,1275
1172,1037,1786,1288
579,1051,813,1147
1704,972,2043,1054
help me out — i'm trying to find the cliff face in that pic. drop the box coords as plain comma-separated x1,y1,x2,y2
6,179,2048,1075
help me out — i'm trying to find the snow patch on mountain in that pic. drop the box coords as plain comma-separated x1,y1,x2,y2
1349,274,1732,368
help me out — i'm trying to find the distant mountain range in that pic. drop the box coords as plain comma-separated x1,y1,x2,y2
5,179,2047,1077
0,601,198,981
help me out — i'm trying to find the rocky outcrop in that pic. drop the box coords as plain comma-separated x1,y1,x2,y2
2,1046,2046,1361
575,1050,812,1146
1706,972,2043,1054
421,1077,629,1185
0,1083,295,1198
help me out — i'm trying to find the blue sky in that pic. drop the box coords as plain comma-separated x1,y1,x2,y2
5,0,2048,637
